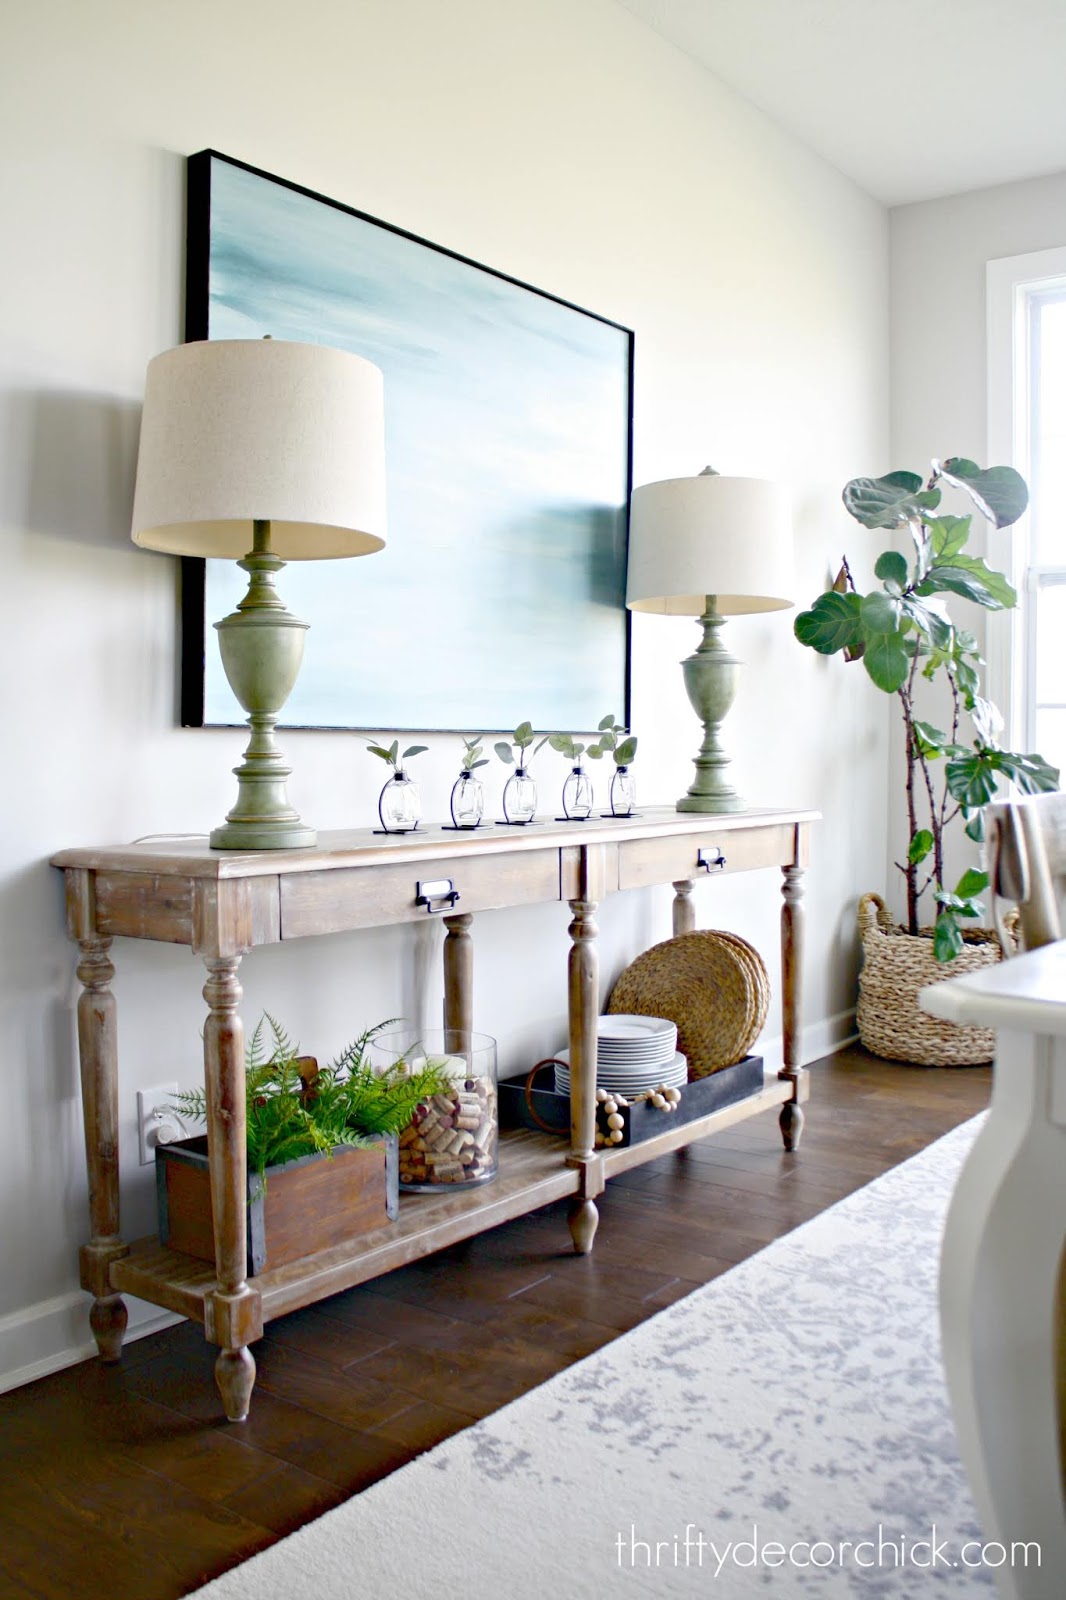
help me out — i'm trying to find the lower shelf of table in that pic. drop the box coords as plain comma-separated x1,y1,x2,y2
109,1077,793,1330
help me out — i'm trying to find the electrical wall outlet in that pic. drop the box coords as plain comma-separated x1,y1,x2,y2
136,1082,180,1166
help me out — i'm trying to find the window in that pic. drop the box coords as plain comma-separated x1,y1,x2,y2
1026,289,1066,773
987,246,1066,775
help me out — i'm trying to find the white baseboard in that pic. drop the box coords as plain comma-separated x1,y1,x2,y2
758,1008,858,1074
0,1290,182,1395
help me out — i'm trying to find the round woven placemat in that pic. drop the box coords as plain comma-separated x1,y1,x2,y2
607,930,770,1078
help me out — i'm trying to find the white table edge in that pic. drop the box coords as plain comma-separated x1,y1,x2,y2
919,938,1066,1035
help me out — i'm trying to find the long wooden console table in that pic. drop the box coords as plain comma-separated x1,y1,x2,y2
53,805,817,1421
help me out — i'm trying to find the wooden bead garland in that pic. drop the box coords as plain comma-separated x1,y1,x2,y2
593,1082,683,1147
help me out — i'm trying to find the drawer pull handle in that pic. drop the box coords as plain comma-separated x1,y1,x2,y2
697,848,726,873
416,878,461,914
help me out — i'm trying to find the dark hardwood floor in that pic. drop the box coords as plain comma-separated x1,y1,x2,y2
0,1047,990,1600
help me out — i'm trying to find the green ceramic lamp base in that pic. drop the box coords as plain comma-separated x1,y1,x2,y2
676,596,746,815
210,816,317,851
211,520,316,852
677,787,745,815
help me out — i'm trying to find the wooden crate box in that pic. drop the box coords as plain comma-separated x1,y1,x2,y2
157,1133,399,1275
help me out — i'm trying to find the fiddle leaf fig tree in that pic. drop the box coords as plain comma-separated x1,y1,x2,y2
796,457,1059,961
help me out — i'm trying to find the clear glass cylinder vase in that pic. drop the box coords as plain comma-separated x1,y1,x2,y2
378,771,421,832
609,766,636,817
502,766,537,824
368,1029,498,1191
450,771,484,828
562,765,593,820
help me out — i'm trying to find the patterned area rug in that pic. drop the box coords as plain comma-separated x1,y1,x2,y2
194,1118,993,1598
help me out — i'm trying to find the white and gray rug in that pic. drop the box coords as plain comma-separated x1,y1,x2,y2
194,1118,992,1598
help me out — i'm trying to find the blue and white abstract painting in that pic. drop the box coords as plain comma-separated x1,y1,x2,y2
189,153,632,733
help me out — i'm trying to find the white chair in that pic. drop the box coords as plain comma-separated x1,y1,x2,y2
990,792,1066,952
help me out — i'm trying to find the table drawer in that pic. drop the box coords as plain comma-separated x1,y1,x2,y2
280,848,560,938
617,824,797,891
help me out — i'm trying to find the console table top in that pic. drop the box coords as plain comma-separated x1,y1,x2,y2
920,938,1066,1037
52,805,820,881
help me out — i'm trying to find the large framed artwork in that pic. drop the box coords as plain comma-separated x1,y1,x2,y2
181,150,633,733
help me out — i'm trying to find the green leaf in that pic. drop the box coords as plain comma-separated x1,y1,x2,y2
402,744,427,760
934,554,1016,610
917,568,987,606
388,739,399,764
935,891,980,916
842,471,941,528
901,597,953,650
964,812,986,842
912,720,947,757
494,742,515,763
874,551,909,587
990,749,1060,794
939,459,1029,529
946,751,999,809
969,697,1001,746
928,514,971,562
366,744,392,762
615,735,638,764
908,829,934,864
549,733,574,758
955,658,980,701
514,721,533,744
933,912,964,963
794,590,864,655
860,591,902,635
955,867,990,899
862,631,910,692
909,517,933,583
467,758,489,770
598,714,616,731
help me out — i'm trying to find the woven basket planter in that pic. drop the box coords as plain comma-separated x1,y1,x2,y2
857,892,1006,1067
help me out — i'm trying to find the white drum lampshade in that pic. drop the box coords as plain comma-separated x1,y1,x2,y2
627,468,793,812
130,337,388,849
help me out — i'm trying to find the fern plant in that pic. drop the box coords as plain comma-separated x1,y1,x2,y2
173,1015,451,1182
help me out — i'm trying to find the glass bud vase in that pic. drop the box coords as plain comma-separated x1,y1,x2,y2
562,764,593,820
502,766,537,824
378,770,421,832
609,765,636,817
450,771,484,829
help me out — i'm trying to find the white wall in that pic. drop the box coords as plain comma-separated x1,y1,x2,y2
889,172,1066,912
0,0,888,1388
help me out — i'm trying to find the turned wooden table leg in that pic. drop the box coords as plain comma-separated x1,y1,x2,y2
672,879,696,937
779,862,809,1151
202,956,262,1421
76,934,128,1361
567,896,601,1253
443,911,474,1048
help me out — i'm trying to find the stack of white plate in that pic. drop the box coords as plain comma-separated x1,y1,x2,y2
553,1014,686,1096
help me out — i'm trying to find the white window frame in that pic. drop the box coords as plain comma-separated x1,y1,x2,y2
986,245,1066,751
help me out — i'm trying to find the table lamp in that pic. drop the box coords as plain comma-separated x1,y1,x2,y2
627,467,793,813
131,337,387,850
